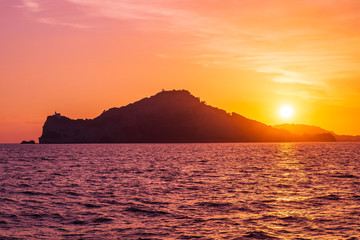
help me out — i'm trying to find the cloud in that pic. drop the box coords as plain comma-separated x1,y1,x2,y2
64,0,223,36
38,18,91,29
65,0,188,20
21,0,41,12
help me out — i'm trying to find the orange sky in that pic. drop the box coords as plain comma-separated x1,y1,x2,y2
1,0,360,143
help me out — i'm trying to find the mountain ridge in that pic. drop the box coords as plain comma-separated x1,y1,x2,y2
274,123,360,142
39,90,337,143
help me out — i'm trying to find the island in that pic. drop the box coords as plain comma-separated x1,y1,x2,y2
39,90,337,143
21,140,36,144
274,123,360,142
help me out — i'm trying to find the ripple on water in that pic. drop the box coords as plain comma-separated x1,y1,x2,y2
0,143,359,239
92,217,113,223
125,206,170,217
70,220,88,225
239,230,279,239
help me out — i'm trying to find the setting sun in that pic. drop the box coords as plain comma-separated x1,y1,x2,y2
279,105,294,119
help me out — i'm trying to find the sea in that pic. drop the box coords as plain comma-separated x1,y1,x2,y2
0,143,359,239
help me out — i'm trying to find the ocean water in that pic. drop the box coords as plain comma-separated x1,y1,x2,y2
0,143,360,239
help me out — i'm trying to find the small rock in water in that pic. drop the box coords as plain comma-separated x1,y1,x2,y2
20,140,35,144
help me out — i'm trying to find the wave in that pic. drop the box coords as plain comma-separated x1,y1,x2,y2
239,230,279,239
125,206,170,216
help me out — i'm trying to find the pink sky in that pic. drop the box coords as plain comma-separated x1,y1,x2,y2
1,0,360,142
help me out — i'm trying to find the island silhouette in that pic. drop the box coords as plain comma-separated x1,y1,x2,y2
39,89,346,143
274,123,360,142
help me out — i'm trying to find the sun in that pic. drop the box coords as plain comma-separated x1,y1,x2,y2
279,105,294,119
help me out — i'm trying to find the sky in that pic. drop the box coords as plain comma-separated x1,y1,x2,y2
1,0,360,143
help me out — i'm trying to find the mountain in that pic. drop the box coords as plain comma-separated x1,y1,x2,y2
273,124,335,136
274,123,360,142
39,90,336,143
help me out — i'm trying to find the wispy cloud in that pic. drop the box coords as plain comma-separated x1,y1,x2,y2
66,0,181,19
38,17,91,29
21,0,41,12
64,0,226,36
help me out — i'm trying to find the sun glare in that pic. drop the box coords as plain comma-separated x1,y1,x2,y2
279,105,294,119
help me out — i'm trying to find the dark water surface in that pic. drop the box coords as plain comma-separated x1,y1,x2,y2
0,143,360,239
